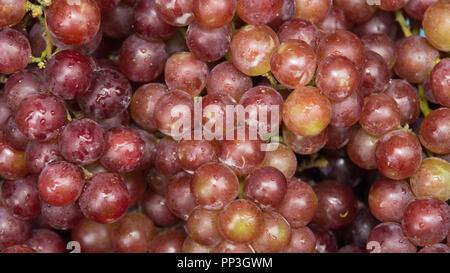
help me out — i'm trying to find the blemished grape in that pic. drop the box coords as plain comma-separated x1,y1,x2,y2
282,125,328,155
1,176,40,220
26,229,66,253
118,34,168,83
366,222,416,253
186,207,222,246
333,0,376,24
361,34,397,70
4,70,46,111
316,55,360,102
218,199,263,243
230,25,280,76
394,36,440,84
401,197,449,247
165,172,197,220
78,172,129,224
155,0,195,27
41,201,83,230
77,68,132,120
368,178,415,223
149,229,186,253
154,136,183,178
71,218,114,253
261,143,297,179
164,52,208,97
270,40,317,89
277,19,321,50
430,58,450,107
359,93,401,136
282,86,331,137
112,213,156,253
47,0,101,45
419,108,450,154
191,162,239,210
410,157,450,202
309,223,338,253
236,0,283,25
347,126,380,170
292,0,331,24
186,22,232,62
141,190,179,227
0,28,31,74
193,0,236,28
423,1,450,52
45,50,93,100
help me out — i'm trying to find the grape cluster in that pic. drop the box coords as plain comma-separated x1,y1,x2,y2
0,0,449,253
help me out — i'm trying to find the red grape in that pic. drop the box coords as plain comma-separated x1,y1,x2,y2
112,213,156,253
0,131,28,180
347,126,379,169
261,143,297,179
359,93,400,136
1,176,40,220
165,172,197,220
251,211,291,253
186,207,222,246
385,80,420,125
281,226,316,253
366,222,416,253
177,131,220,172
330,91,363,128
333,0,376,24
423,1,450,52
4,70,45,111
277,19,321,50
236,0,283,25
193,0,236,28
430,58,450,107
154,136,183,178
41,201,83,230
361,33,397,70
141,190,179,226
148,229,186,253
71,218,113,253
282,125,328,155
292,0,331,24
3,116,28,151
419,108,450,154
26,229,66,253
133,0,176,40
0,0,26,28
186,22,232,62
410,157,450,202
0,28,31,74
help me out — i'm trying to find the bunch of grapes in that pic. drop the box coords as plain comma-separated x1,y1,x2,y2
0,0,448,253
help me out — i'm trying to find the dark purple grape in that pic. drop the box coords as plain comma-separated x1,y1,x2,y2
366,222,416,253
121,171,147,207
325,125,354,149
343,208,380,248
101,1,133,39
352,10,398,40
309,223,338,253
267,0,295,31
3,116,28,151
318,155,364,188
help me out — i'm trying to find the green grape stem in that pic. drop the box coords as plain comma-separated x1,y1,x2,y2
418,84,432,117
263,71,286,90
297,153,328,172
395,10,412,38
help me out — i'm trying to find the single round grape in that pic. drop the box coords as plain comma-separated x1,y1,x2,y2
165,172,197,220
71,218,114,253
251,211,291,253
404,0,439,21
352,10,398,41
164,52,208,96
313,180,357,230
38,162,84,207
282,125,327,155
270,40,316,89
0,28,31,74
325,125,354,149
333,0,376,24
239,86,283,134
419,244,450,253
230,25,280,76
155,0,194,27
201,92,237,139
316,55,360,101
282,86,331,137
309,223,338,253
1,176,40,220
182,237,215,253
3,116,28,151
215,240,255,253
79,172,130,224
281,226,315,253
236,0,283,25
316,30,366,70
46,0,101,45
261,143,297,179
141,190,179,227
186,22,232,62
385,80,420,125
0,0,26,28
148,229,186,253
430,58,450,107
366,222,416,253
45,50,93,100
206,61,253,101
244,167,287,210
359,93,400,136
277,19,321,50
401,197,449,247
394,36,439,84
146,168,170,195
410,158,450,202
53,27,103,56
358,51,390,97
347,126,379,169
276,178,317,228
41,201,83,230
186,207,222,246
419,108,450,154
268,0,296,31
0,132,28,180
130,83,168,132
316,6,349,33
112,213,156,253
77,68,132,120
330,91,363,128
218,127,266,176
101,2,133,39
154,136,183,178
191,162,239,210
26,229,66,253
368,178,415,223
376,0,409,10
154,90,194,137
118,34,168,83
177,132,220,172
218,199,263,243
58,118,105,165
25,140,63,177
133,0,176,40
423,1,450,52
193,0,236,28
4,70,46,111
292,0,331,24
361,33,397,70
343,208,380,248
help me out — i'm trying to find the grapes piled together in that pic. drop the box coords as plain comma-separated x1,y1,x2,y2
0,0,449,253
